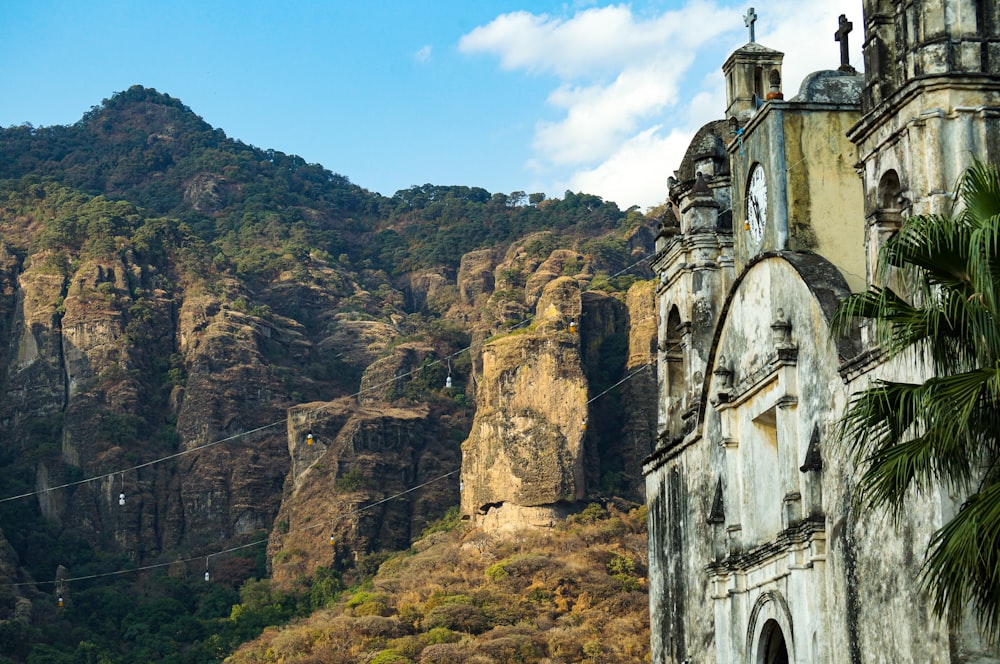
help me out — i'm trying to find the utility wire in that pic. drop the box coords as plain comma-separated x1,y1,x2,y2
2,344,653,589
0,341,481,505
586,363,654,405
0,251,658,506
2,468,463,588
0,422,285,504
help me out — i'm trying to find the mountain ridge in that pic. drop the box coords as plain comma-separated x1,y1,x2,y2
0,86,656,662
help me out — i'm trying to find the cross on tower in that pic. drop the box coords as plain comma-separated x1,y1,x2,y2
835,14,855,72
744,7,758,43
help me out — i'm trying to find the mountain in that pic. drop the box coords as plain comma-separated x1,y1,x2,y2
0,86,656,662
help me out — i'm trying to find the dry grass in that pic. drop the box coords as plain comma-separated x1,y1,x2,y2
227,503,649,663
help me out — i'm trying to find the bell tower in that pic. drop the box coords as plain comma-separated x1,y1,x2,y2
848,0,1000,285
722,7,784,121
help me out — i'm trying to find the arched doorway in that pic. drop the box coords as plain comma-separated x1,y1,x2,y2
759,619,789,664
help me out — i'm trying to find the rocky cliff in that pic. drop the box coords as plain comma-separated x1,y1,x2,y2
0,182,655,566
459,272,657,532
0,87,658,660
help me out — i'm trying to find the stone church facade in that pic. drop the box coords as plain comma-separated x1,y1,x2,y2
644,1,1000,662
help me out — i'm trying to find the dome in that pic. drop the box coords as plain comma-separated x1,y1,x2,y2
791,69,864,104
674,119,731,184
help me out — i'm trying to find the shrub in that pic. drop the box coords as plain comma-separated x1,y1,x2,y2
347,591,391,617
350,615,407,638
371,648,411,664
419,506,462,539
484,563,508,583
422,627,461,646
582,638,604,659
607,553,635,577
419,643,468,664
335,469,371,492
422,603,490,634
567,502,608,526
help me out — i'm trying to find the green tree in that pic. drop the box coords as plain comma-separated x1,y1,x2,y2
834,162,1000,641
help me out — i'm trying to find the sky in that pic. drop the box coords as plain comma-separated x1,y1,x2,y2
1,1,864,210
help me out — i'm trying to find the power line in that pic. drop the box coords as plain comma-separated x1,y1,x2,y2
0,257,659,505
0,421,285,504
0,342,479,505
1,344,654,590
587,363,654,405
2,468,462,589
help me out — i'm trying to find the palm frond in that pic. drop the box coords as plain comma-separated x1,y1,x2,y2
961,161,1000,225
835,161,1000,638
922,479,1000,643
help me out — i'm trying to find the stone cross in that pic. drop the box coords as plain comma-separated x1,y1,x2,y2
835,14,854,71
744,7,757,42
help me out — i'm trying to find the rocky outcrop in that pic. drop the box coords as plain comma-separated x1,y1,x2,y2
357,341,436,403
460,272,658,531
316,315,397,369
525,249,588,308
398,268,453,312
0,175,656,594
0,527,31,637
460,277,589,531
1,254,300,561
619,281,658,496
267,398,463,583
457,249,496,306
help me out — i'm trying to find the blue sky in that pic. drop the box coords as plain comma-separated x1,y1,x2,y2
1,1,862,209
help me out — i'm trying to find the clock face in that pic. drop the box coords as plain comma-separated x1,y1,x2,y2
746,164,768,242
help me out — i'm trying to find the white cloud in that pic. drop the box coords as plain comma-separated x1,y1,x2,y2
563,126,696,209
756,0,865,96
414,45,432,63
459,3,739,78
534,60,690,165
460,2,739,172
462,0,867,208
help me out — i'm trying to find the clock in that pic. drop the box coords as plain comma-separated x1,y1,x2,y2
746,164,767,241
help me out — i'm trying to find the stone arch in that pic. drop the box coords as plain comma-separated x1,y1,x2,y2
767,68,782,99
758,620,790,664
664,306,685,437
867,169,906,287
746,590,795,664
692,251,859,443
876,168,905,219
752,66,767,105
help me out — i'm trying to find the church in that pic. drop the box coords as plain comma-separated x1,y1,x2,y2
643,1,1000,662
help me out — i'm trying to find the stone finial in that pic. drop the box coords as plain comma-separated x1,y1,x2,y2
660,204,679,229
713,355,733,389
771,308,792,346
692,171,711,195
708,478,725,524
800,425,823,472
711,355,734,406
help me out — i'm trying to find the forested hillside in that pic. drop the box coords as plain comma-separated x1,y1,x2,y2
0,86,657,662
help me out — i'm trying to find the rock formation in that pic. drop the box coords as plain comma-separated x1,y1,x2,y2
460,275,657,532
267,397,464,583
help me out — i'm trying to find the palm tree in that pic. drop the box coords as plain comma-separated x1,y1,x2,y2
834,161,1000,641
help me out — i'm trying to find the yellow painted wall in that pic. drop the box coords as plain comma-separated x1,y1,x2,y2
785,110,866,292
